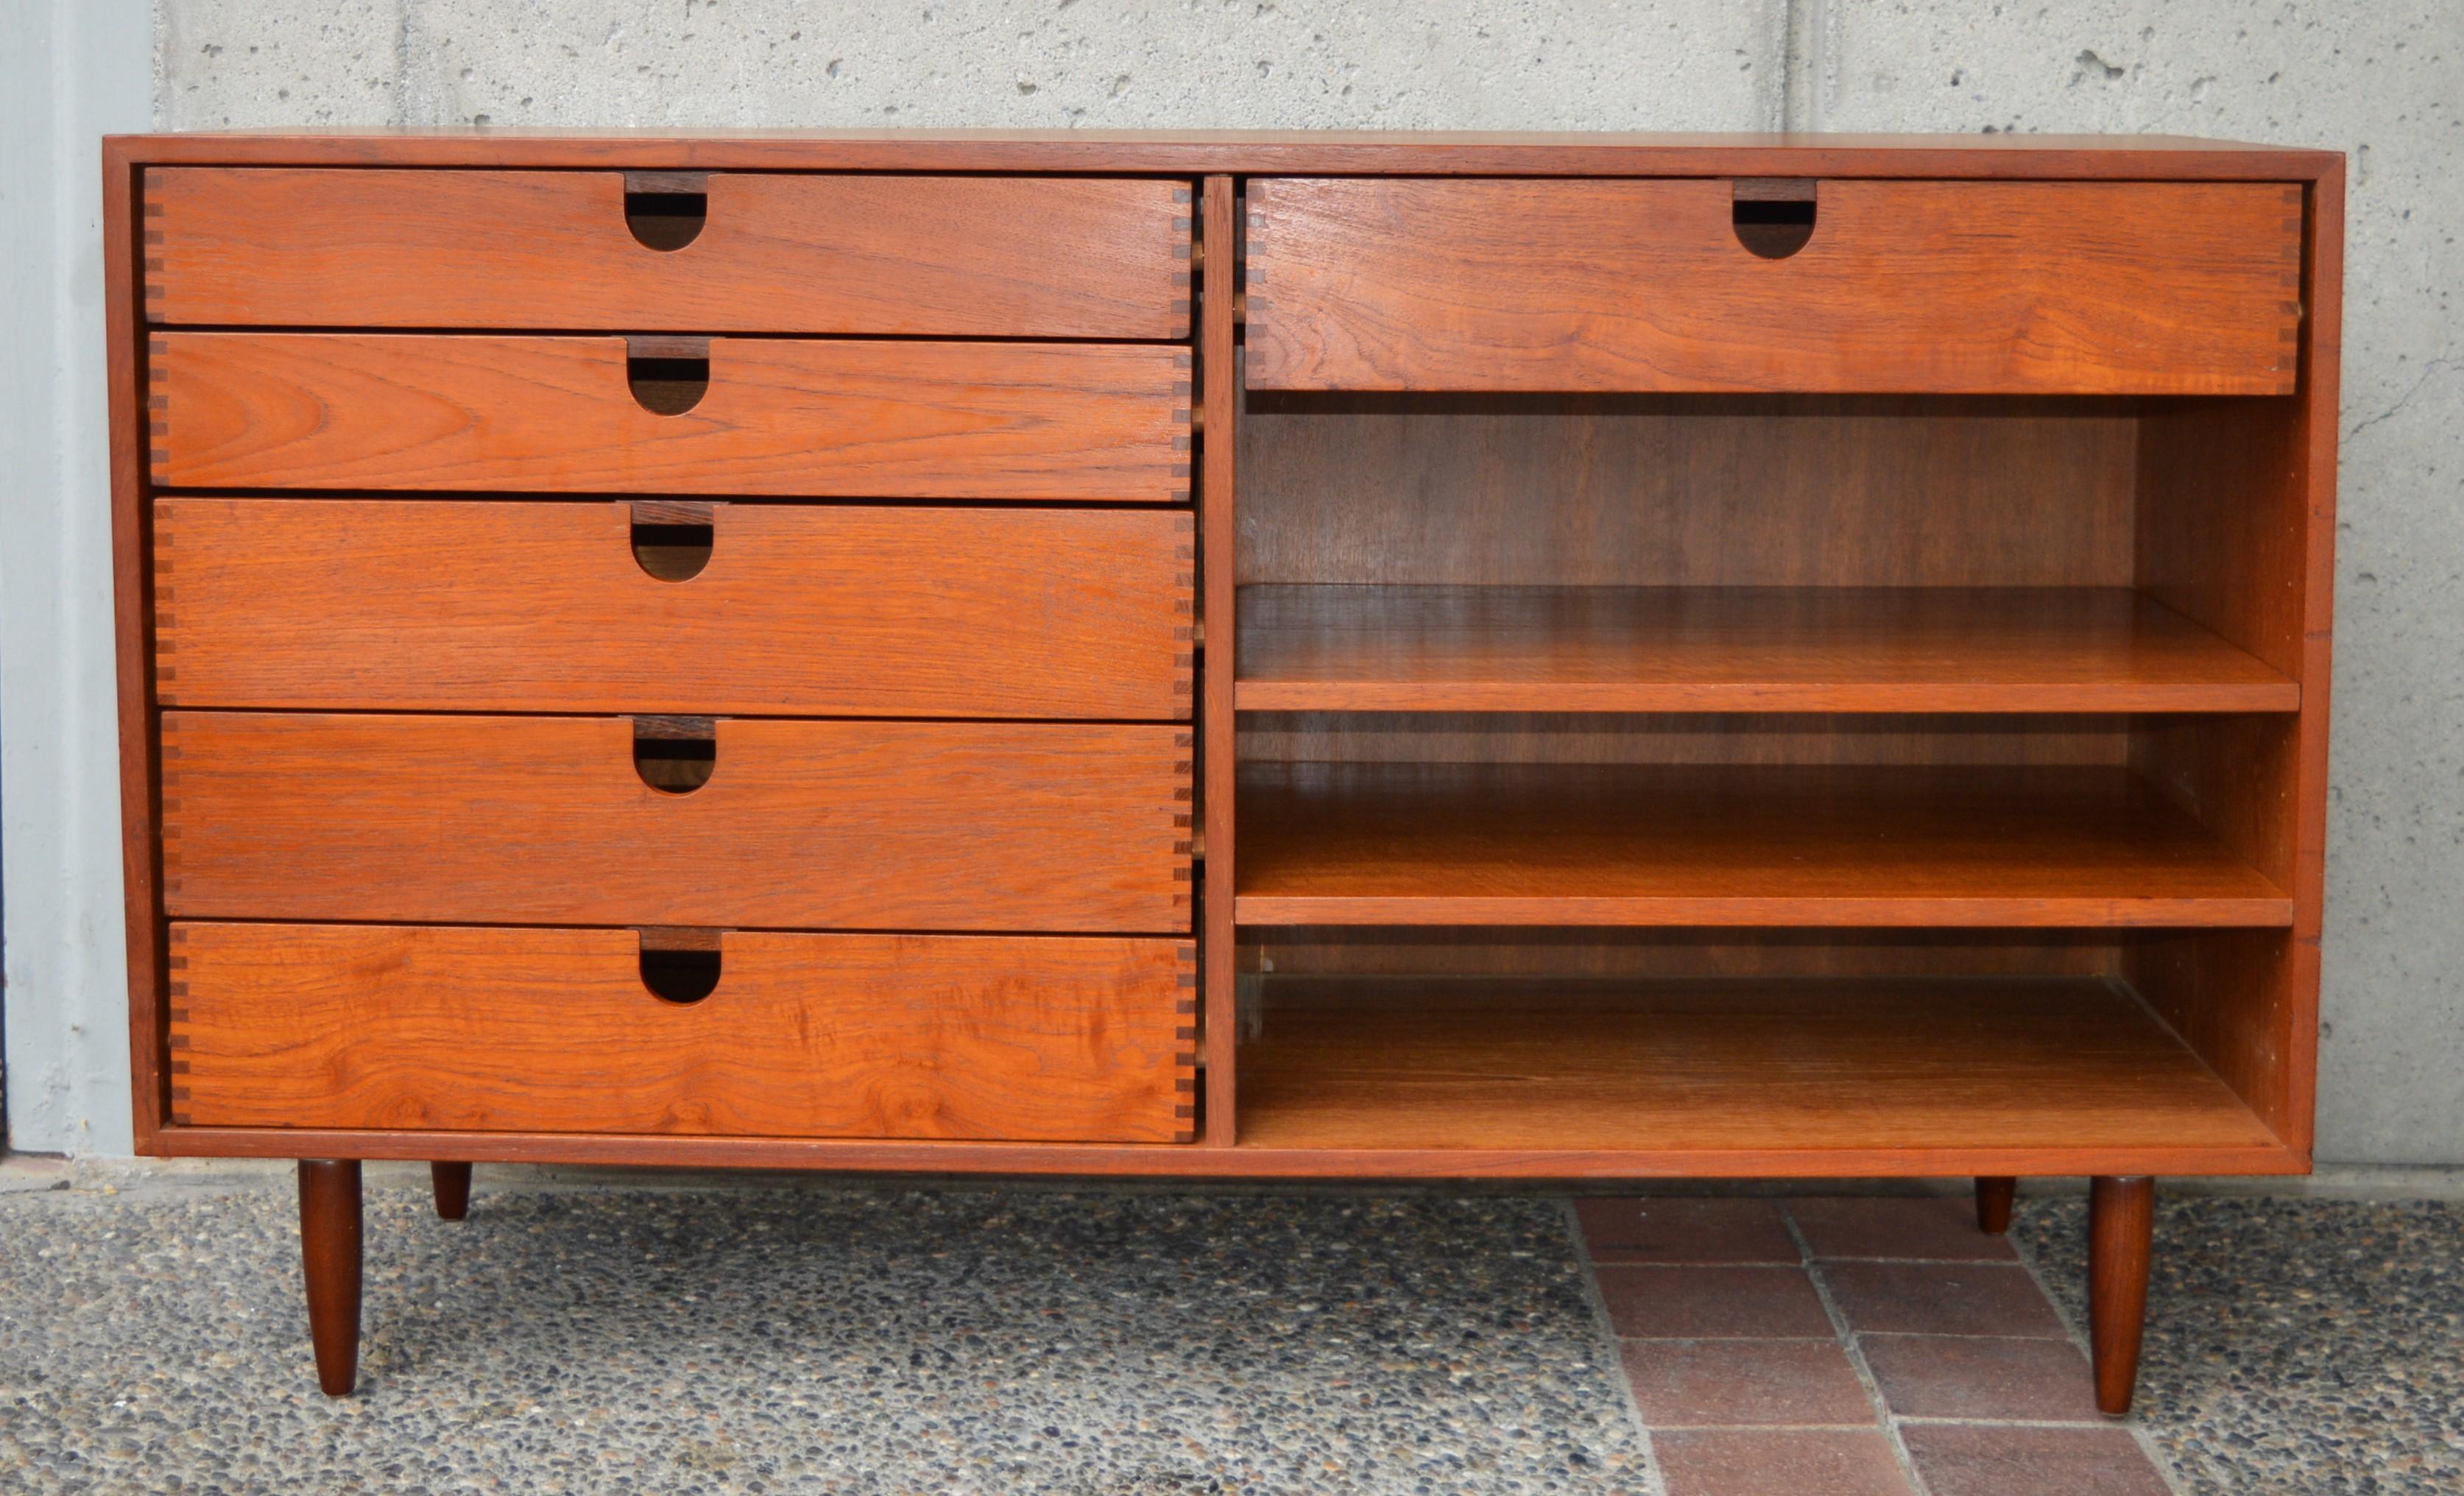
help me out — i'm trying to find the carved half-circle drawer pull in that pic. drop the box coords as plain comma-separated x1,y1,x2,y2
630,499,716,581
625,334,710,415
631,713,716,794
636,925,723,1004
1731,177,1818,260
622,169,707,252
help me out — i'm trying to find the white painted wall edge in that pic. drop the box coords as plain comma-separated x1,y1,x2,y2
1,0,152,1155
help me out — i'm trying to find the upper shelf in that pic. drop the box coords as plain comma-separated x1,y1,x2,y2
1235,586,2298,715
1235,761,2292,928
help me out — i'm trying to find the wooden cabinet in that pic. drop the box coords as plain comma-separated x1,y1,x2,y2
106,131,2342,1411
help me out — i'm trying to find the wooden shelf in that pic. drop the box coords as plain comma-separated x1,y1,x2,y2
1234,586,2300,713
1235,762,2291,927
1237,975,2286,1166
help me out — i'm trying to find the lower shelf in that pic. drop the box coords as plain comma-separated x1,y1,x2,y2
149,973,2297,1179
1238,975,2281,1160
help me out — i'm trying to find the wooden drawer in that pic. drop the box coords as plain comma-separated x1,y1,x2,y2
166,923,1196,1143
144,169,1191,339
147,334,1192,500
1246,178,2304,394
154,498,1195,719
158,713,1192,931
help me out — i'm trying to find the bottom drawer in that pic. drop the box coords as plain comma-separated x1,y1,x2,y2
167,923,1197,1143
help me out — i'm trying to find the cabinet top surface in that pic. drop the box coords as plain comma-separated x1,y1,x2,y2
105,130,2338,177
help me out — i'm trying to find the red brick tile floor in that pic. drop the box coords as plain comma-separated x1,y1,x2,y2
1575,1195,2175,1496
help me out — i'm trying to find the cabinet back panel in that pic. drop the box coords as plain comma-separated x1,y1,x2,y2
1246,928,2124,981
1242,712,2128,769
1236,395,2136,588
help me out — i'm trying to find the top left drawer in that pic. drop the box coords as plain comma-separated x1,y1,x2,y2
141,169,1193,339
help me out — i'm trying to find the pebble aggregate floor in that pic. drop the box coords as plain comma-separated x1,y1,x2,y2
1,1165,2456,1495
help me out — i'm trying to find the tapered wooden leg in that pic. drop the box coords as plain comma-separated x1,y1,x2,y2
2089,1175,2156,1416
431,1162,473,1221
297,1160,364,1397
1975,1176,2016,1234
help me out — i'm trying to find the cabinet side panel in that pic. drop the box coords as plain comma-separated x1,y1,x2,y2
2128,164,2340,1155
2125,930,2309,1146
106,143,163,1150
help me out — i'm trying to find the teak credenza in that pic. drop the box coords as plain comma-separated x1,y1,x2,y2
102,131,2343,1413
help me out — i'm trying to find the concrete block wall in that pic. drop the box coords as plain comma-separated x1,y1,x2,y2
6,1,2452,1159
1,1,150,1157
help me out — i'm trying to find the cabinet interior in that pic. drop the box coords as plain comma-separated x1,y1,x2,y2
1226,388,2315,1160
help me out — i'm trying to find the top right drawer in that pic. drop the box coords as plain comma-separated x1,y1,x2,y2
1244,178,2303,395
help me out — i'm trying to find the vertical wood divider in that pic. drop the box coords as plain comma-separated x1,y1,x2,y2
1200,174,1239,1146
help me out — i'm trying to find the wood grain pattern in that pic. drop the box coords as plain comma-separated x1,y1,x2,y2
160,713,1193,931
169,923,1196,1143
1240,713,2131,772
155,498,1196,719
1236,762,2291,927
144,169,1190,337
149,334,1193,500
105,142,169,1150
153,1121,2302,1180
1236,394,2139,588
1236,977,2283,1155
1255,929,2124,983
1199,175,1240,1146
1235,586,2298,713
1248,178,2303,394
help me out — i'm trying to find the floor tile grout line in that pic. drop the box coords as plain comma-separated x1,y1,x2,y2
1889,1414,2147,1430
2002,1195,2195,1496
1783,1202,1932,1496
1563,1196,1670,1496
1616,1341,2079,1350
1614,1335,1843,1344
1616,1331,2070,1344
1598,1254,2025,1267
1642,1422,1905,1433
1835,1329,2074,1343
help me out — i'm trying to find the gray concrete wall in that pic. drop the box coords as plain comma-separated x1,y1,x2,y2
6,1,2453,1160
0,1,152,1156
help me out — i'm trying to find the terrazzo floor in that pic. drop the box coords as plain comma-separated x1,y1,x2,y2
0,1164,2455,1495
